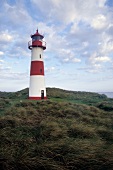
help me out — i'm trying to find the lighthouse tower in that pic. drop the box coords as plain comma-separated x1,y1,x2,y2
28,29,47,100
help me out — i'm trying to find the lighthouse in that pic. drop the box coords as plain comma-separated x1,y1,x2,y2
28,29,47,100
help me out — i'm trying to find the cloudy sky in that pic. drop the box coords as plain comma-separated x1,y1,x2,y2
0,0,113,92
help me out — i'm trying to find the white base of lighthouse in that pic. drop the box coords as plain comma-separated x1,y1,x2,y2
29,76,47,100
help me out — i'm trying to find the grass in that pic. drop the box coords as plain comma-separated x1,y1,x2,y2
0,88,113,169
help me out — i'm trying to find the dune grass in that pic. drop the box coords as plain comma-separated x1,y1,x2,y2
0,96,113,170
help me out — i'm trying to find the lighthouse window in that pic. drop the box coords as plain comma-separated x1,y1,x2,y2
32,35,43,41
32,37,36,41
32,36,39,41
40,54,41,58
40,69,42,73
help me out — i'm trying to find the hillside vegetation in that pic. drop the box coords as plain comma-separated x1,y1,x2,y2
0,88,113,170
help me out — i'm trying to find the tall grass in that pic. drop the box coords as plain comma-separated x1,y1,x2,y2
0,99,113,169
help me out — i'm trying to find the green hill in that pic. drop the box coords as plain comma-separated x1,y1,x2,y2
0,88,113,170
0,87,108,103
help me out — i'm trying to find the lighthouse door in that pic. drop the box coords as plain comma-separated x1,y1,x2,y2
41,90,44,99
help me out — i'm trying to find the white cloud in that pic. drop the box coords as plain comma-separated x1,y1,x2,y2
100,39,113,54
63,57,81,63
0,51,4,56
89,52,111,65
98,0,107,7
0,32,13,42
91,14,107,30
45,66,55,72
0,60,4,63
94,56,111,62
57,48,81,63
0,63,11,70
72,58,81,63
0,69,28,80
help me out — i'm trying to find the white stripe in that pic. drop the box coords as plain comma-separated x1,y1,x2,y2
29,76,46,97
31,47,43,61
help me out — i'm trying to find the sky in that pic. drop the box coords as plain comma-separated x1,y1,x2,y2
0,0,113,92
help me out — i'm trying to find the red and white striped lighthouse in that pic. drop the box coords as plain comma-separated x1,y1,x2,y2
28,29,47,100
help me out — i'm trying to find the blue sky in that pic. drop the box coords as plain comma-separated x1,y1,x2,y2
0,0,113,92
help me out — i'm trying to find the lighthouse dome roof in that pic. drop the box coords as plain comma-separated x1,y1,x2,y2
31,29,44,38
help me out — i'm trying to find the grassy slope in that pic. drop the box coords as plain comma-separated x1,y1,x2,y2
0,88,113,170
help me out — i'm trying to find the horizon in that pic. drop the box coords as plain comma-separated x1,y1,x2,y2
1,86,113,98
0,0,113,92
1,87,113,94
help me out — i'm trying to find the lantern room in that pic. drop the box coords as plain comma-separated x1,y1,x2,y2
28,29,46,50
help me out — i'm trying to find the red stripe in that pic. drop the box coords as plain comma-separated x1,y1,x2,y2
32,41,46,50
29,97,47,100
30,61,44,75
32,41,42,46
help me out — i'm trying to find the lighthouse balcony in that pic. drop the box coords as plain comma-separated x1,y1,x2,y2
28,40,46,50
